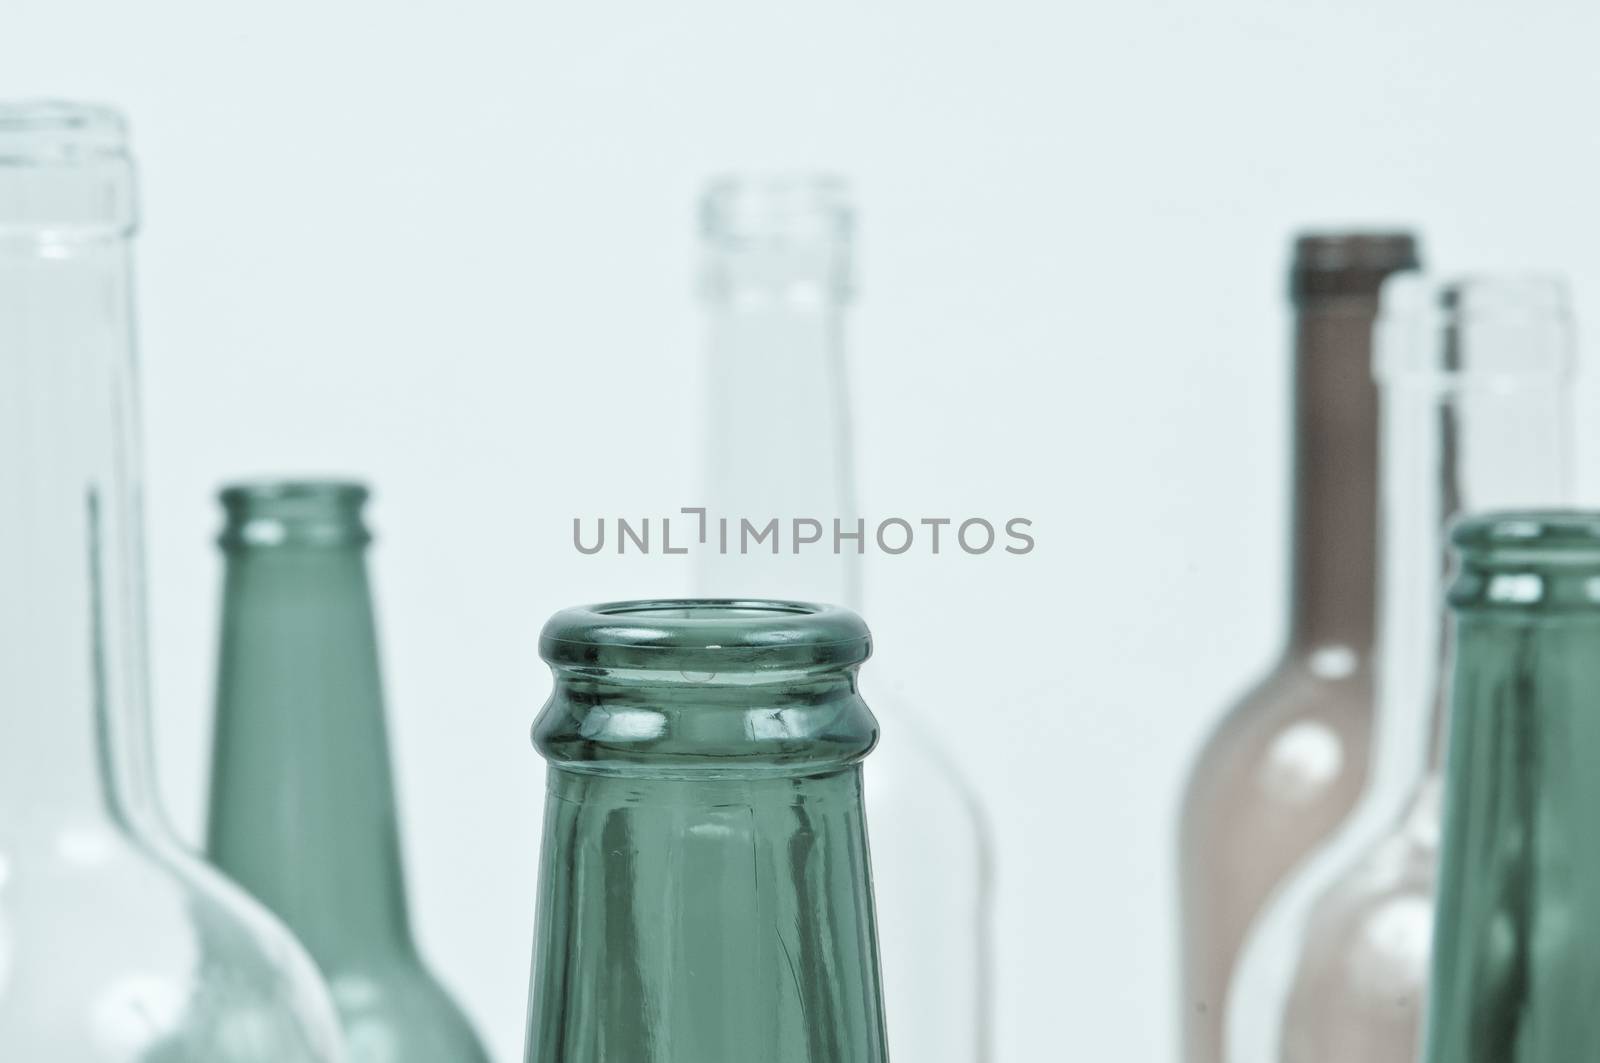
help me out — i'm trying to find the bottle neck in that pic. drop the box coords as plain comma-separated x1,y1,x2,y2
206,543,414,962
526,766,887,1062
1286,295,1384,652
0,225,162,834
693,242,859,610
1372,279,1572,803
1425,601,1600,1062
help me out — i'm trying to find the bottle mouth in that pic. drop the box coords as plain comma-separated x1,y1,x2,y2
541,598,872,673
1289,230,1421,300
701,175,853,245
0,101,128,164
1453,511,1600,558
218,479,371,549
1376,273,1573,383
1,100,135,240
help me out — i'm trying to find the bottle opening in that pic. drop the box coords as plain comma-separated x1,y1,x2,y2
1,100,135,239
0,101,127,164
596,600,818,621
1453,511,1600,557
1290,230,1421,301
218,480,371,549
1377,273,1573,383
542,598,871,673
701,175,852,245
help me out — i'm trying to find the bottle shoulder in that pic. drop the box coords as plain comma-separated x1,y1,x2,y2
327,965,490,1061
0,825,341,1058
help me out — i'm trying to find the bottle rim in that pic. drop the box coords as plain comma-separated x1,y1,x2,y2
541,598,872,672
1453,510,1600,556
700,174,853,243
0,100,128,165
218,479,372,549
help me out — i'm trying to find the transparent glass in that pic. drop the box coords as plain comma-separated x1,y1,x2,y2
693,177,989,1063
1421,513,1600,1061
1177,232,1421,1063
1228,276,1574,1063
523,600,889,1062
205,482,490,1061
0,102,344,1059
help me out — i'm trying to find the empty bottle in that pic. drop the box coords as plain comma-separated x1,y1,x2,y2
206,481,490,1062
1177,232,1421,1062
1421,511,1600,1061
1230,276,1574,1063
694,175,989,1063
523,600,889,1063
0,101,343,1059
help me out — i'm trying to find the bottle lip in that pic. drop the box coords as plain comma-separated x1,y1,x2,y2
218,479,371,549
0,100,128,165
540,598,872,673
701,174,853,244
1290,230,1421,301
1453,510,1600,556
1375,272,1575,383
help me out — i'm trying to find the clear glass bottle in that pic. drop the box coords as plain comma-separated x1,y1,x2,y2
1177,232,1421,1062
205,481,491,1061
523,599,890,1063
694,176,989,1063
1227,276,1574,1063
1421,512,1600,1062
0,101,344,1059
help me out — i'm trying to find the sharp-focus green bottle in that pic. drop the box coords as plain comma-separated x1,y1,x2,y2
205,482,490,1062
524,600,890,1063
1422,512,1600,1062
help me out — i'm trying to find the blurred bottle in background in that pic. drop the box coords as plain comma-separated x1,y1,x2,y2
694,176,990,1063
1228,276,1574,1063
1421,511,1600,1062
206,481,491,1061
0,101,344,1060
1177,232,1421,1063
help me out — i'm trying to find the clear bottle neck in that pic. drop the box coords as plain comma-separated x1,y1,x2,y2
0,103,161,834
692,177,860,611
1374,276,1574,790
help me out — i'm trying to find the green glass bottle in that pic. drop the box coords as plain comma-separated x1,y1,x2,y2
205,481,490,1062
1422,512,1600,1062
523,600,889,1063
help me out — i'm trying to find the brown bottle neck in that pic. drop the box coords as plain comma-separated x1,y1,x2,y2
1287,295,1382,652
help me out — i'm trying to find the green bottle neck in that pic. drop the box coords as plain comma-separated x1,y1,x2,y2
1427,524,1600,1060
206,542,415,964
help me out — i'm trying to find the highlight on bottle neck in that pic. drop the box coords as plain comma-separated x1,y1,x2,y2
1289,231,1421,303
536,598,877,775
218,480,372,550
1449,511,1600,613
699,174,854,306
0,100,136,243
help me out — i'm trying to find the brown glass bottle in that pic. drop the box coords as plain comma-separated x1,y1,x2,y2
1176,232,1421,1063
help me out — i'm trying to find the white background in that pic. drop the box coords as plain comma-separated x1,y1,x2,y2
7,2,1600,1059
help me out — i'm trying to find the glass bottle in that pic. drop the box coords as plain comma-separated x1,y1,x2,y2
694,176,988,1063
1177,232,1421,1063
523,599,890,1063
1421,511,1600,1062
1227,276,1575,1063
0,101,344,1059
204,481,490,1061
